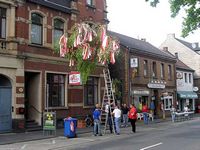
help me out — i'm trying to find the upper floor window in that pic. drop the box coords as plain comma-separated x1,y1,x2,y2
143,60,148,76
86,0,95,6
0,8,6,39
31,13,43,45
161,63,165,79
84,77,98,107
184,73,188,83
152,61,157,78
189,73,192,83
168,65,172,80
54,19,64,43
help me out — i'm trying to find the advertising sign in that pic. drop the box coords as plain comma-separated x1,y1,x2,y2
69,71,81,85
43,112,56,131
130,58,138,68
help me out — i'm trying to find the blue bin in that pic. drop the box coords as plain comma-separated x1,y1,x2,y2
64,118,77,138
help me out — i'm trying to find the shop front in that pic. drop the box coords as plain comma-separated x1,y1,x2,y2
177,91,198,111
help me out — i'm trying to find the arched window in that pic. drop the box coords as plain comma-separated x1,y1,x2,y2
53,19,64,43
31,13,43,45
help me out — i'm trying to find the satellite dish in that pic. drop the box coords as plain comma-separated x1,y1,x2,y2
192,43,197,49
193,87,199,92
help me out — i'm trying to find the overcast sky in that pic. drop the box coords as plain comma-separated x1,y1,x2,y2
107,0,200,47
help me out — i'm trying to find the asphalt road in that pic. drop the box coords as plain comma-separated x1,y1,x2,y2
1,118,200,150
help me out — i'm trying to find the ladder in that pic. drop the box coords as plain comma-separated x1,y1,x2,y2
101,68,116,134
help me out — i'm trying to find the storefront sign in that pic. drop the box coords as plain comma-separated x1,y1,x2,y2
69,71,81,85
132,90,150,95
147,83,165,89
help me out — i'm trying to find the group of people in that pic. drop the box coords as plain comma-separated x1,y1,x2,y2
92,103,138,136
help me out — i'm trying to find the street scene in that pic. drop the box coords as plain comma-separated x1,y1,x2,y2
0,0,200,150
0,118,200,150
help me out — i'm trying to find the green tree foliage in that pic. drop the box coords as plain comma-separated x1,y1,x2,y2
146,0,200,37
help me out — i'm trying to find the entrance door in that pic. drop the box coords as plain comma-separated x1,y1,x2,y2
0,87,12,132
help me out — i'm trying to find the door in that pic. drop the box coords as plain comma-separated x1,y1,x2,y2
0,87,12,132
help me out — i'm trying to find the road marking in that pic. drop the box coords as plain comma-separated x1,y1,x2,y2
140,142,163,150
21,144,27,149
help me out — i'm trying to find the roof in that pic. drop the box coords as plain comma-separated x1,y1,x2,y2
176,59,194,72
176,38,200,51
108,31,176,61
27,0,75,14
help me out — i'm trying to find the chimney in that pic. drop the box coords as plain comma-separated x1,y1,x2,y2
175,52,178,58
167,33,175,39
141,38,146,42
163,47,168,51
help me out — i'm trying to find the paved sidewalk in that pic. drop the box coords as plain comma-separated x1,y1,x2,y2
0,114,199,145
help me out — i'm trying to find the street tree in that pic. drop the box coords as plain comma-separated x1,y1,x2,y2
145,0,200,37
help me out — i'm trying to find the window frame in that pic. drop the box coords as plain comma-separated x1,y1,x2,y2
46,73,65,108
84,77,99,107
143,60,148,77
164,96,173,110
168,65,172,80
184,73,188,83
0,7,6,39
53,18,64,45
160,63,165,79
31,13,43,45
189,73,191,83
152,61,157,78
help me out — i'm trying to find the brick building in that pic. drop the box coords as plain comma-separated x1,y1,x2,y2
109,31,177,118
0,0,108,132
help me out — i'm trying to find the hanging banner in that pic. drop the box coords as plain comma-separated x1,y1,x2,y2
130,58,138,68
69,71,81,85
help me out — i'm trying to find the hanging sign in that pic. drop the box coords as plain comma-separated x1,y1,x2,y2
69,71,81,85
130,58,138,68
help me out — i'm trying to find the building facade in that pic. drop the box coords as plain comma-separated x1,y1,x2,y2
176,59,197,111
109,31,177,118
0,0,108,132
160,33,200,109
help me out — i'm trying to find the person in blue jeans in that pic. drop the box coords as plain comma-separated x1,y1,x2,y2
142,103,149,124
93,104,102,136
112,105,121,135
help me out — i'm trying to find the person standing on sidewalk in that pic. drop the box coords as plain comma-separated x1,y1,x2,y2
142,102,149,124
121,103,129,127
93,104,102,136
128,104,137,133
112,105,121,135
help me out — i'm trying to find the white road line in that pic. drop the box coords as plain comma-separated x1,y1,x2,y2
140,142,163,150
21,144,27,149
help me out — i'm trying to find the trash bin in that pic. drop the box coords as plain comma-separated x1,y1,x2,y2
64,117,77,138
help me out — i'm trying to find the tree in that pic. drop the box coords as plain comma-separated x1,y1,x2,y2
146,0,200,37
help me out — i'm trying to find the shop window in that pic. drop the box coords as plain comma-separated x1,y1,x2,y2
164,96,173,110
47,74,65,107
84,77,98,106
86,0,95,6
53,18,64,44
0,8,6,39
31,13,43,45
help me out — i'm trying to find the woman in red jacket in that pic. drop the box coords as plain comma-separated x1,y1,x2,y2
128,104,137,133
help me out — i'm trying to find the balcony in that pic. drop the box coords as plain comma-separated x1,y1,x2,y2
0,39,7,50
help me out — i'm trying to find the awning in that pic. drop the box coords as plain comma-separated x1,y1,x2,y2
177,91,198,99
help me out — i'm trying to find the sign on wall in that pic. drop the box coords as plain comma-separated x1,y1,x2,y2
176,72,183,79
130,58,138,68
69,71,81,85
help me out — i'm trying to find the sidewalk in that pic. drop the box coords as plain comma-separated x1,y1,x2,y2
0,114,199,145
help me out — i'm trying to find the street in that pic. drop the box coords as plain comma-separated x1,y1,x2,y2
0,118,200,150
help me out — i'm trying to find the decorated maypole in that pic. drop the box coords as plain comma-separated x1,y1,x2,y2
55,23,120,84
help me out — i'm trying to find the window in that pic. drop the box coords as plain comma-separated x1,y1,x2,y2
0,8,6,39
86,0,95,6
31,13,43,45
47,74,65,107
84,77,98,106
54,19,64,44
189,73,192,83
168,65,172,80
164,96,173,110
161,63,165,79
184,73,187,83
143,60,148,76
152,62,157,78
